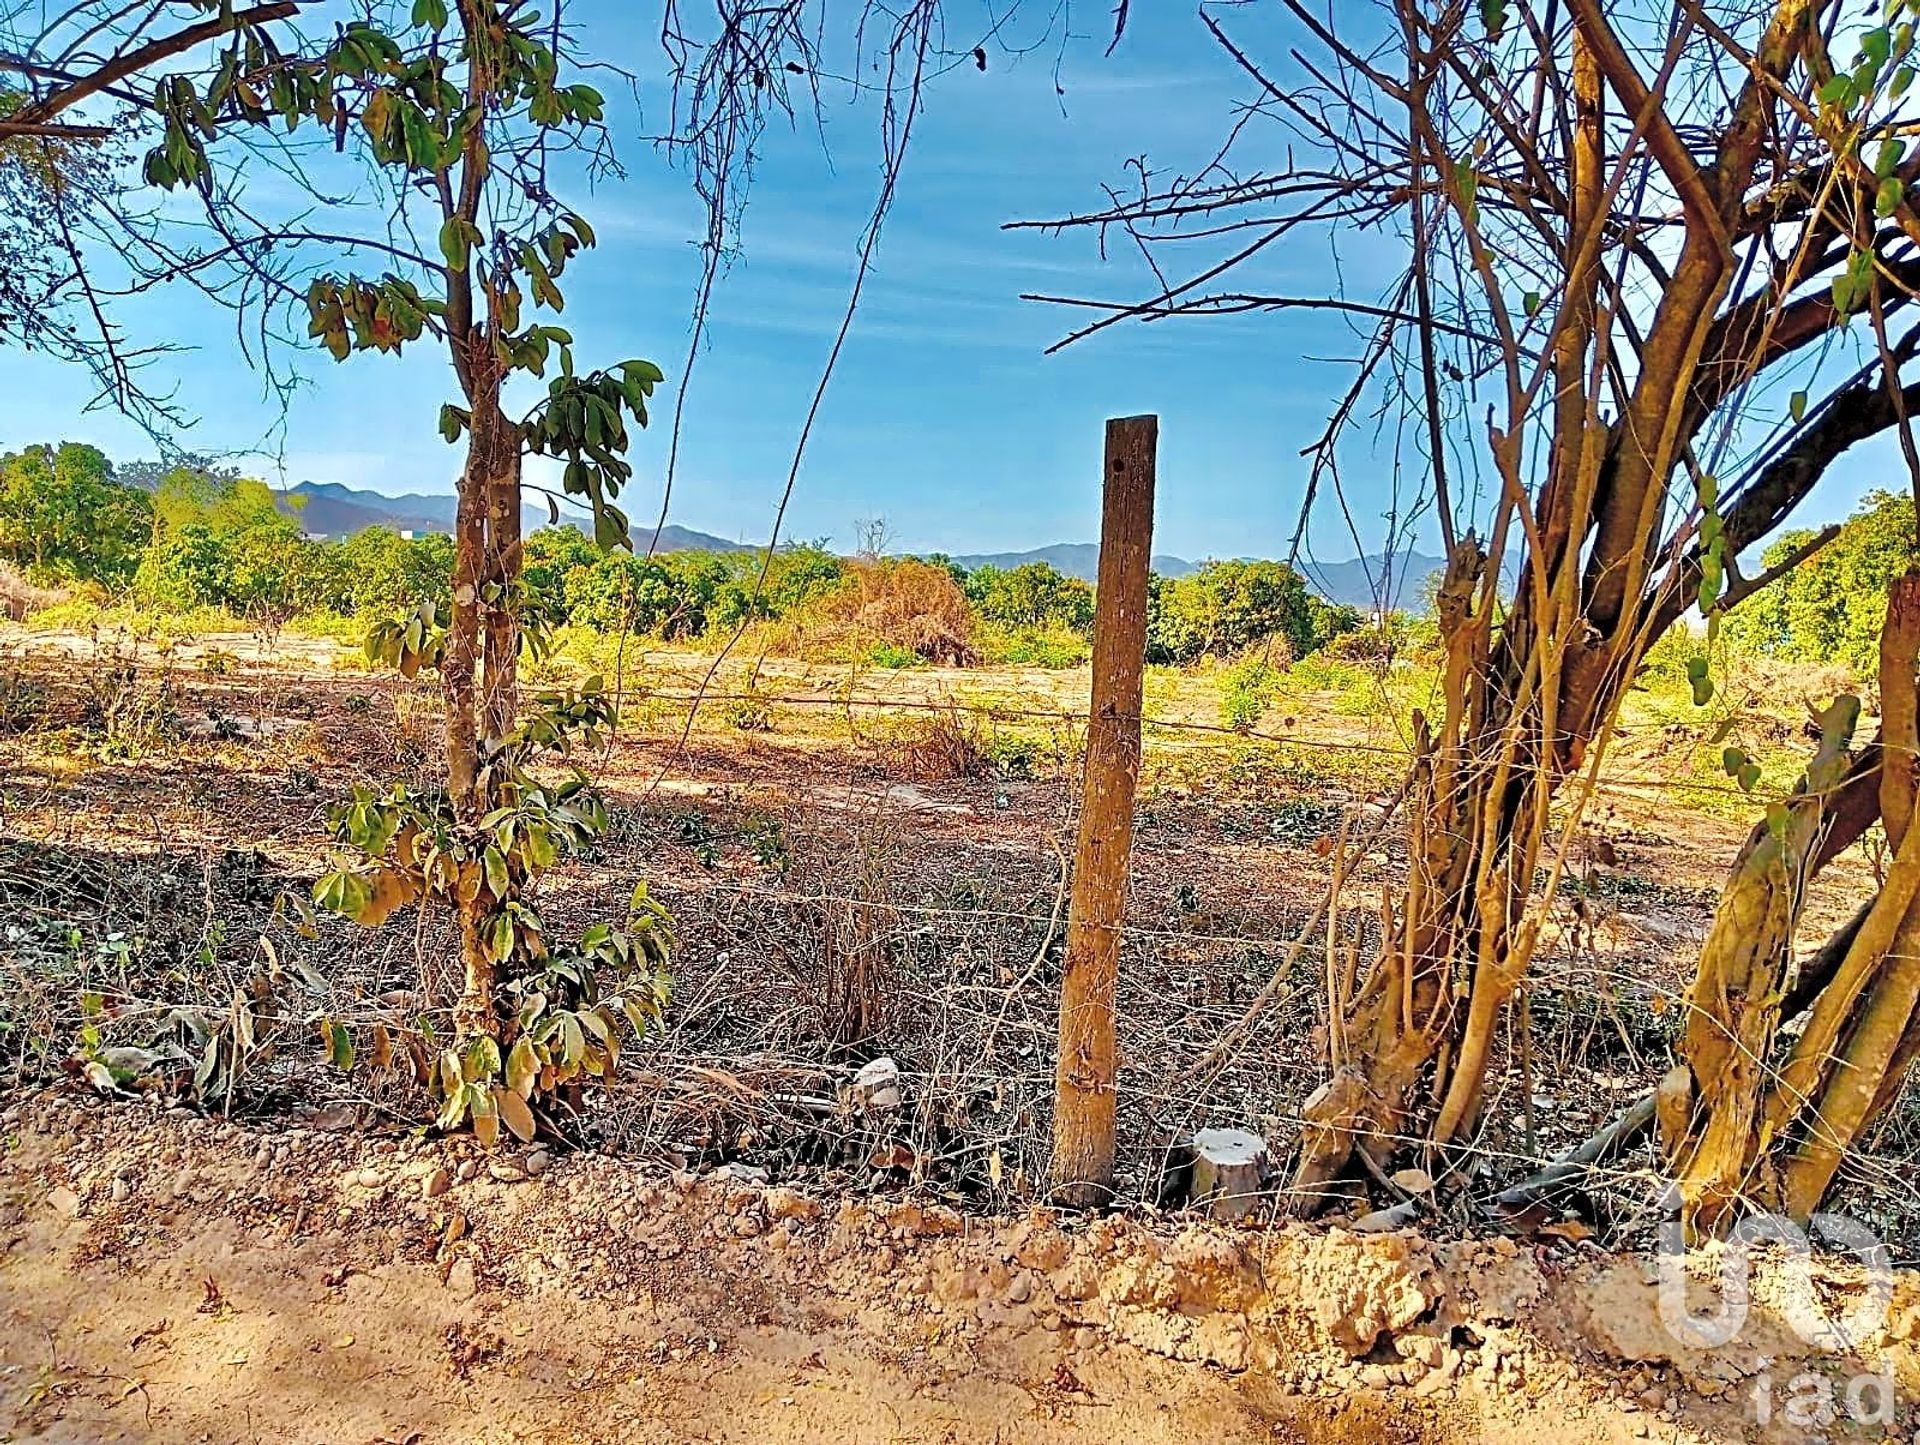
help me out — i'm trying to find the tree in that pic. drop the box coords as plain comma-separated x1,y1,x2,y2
133,470,307,611
1027,0,1920,1227
1,3,303,428
1726,490,1916,677
121,0,677,1139
966,561,1095,633
0,442,149,585
1147,559,1324,664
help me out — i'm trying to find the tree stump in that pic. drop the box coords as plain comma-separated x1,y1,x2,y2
1185,1127,1270,1221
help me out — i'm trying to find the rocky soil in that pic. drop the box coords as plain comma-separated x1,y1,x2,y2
3,1092,1917,1443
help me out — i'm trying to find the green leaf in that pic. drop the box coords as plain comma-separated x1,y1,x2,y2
411,0,449,28
327,1020,355,1072
1522,290,1541,317
439,215,470,274
1818,73,1854,106
1789,390,1808,423
1879,176,1907,219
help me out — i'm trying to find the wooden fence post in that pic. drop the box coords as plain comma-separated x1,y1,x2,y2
1049,414,1157,1208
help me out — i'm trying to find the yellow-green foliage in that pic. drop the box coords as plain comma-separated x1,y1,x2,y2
1724,489,1916,678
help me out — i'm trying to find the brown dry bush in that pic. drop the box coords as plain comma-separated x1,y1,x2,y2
820,559,978,666
778,807,905,1049
0,565,68,621
885,702,990,782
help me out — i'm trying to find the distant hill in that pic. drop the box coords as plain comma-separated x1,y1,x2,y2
270,483,1468,610
282,481,448,537
631,520,749,554
280,482,742,553
950,542,1197,582
1299,551,1448,611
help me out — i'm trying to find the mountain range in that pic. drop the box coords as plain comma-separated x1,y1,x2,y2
282,482,745,555
273,480,1447,608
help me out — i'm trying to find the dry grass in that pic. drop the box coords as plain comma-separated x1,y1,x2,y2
3,623,1919,1250
795,558,978,666
0,566,68,622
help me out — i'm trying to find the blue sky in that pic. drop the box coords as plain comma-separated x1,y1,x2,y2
0,3,1899,564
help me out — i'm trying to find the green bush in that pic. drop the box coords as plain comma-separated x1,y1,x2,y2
965,561,1094,633
1724,488,1914,678
0,443,151,589
1219,654,1284,733
1148,560,1358,665
980,625,1091,669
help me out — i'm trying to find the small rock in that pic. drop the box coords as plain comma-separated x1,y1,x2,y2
109,1177,132,1204
354,1168,384,1190
47,1185,80,1219
525,1149,552,1177
1358,1364,1394,1390
423,1167,452,1199
851,1057,902,1114
446,1257,477,1298
711,1162,768,1185
488,1160,530,1184
765,1187,818,1222
1397,1335,1445,1369
457,1160,480,1183
1005,1274,1033,1305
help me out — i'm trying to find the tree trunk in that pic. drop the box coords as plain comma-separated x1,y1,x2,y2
1661,697,1861,1233
445,363,522,1043
1663,571,1920,1231
1049,414,1155,1209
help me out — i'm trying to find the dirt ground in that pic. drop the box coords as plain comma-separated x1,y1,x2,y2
5,1093,1917,1444
4,623,1920,1441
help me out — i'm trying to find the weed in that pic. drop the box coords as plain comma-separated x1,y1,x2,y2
887,702,989,781
80,633,180,757
719,694,774,732
743,812,791,875
0,661,47,732
1220,653,1284,733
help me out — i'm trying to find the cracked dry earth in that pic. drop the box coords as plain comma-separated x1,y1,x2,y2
2,1095,1918,1444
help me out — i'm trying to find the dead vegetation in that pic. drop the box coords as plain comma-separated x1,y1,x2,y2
2,627,1915,1256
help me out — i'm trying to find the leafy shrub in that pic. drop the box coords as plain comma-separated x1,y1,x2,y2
1724,488,1914,678
1149,559,1355,665
966,561,1094,633
867,641,921,669
719,694,774,731
980,625,1090,669
1220,653,1286,733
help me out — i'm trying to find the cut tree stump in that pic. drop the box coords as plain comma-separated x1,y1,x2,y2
1184,1127,1270,1221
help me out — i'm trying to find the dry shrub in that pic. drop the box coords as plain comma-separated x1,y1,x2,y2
822,559,978,666
0,565,68,621
889,702,989,781
784,808,904,1048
